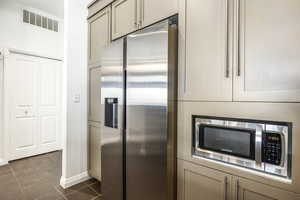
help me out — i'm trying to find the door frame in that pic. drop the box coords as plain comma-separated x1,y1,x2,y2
0,49,7,166
2,48,64,162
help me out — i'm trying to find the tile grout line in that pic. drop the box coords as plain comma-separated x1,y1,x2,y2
88,183,101,196
91,195,101,200
54,185,69,200
9,163,27,198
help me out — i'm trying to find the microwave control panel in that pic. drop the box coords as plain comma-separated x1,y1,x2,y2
262,131,282,166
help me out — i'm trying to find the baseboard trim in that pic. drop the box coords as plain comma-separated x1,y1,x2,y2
0,159,8,167
60,171,91,189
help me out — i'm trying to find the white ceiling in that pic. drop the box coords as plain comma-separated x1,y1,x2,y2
15,0,64,18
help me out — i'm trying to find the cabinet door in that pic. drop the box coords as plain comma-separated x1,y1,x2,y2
140,0,178,28
89,122,101,181
235,178,295,200
89,67,102,122
183,0,233,101
88,7,111,66
112,0,137,40
178,160,231,200
234,0,300,102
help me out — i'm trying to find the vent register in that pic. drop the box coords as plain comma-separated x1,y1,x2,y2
23,10,59,32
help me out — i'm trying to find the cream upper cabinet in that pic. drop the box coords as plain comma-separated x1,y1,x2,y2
89,67,102,122
140,0,178,28
235,177,295,200
112,0,138,40
181,0,233,101
88,7,111,66
233,0,300,102
178,160,231,200
112,0,178,40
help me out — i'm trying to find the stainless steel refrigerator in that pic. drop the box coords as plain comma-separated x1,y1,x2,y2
100,17,178,200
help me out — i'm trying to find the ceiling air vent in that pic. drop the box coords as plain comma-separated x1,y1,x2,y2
23,9,59,32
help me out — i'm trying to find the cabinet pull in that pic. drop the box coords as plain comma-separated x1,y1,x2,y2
236,0,241,76
140,0,144,27
134,0,138,28
225,0,230,78
107,9,111,45
223,177,228,200
235,180,239,200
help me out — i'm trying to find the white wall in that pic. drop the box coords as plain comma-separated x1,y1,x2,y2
60,0,90,187
0,0,64,59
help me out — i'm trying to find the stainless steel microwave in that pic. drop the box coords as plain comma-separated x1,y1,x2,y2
192,116,292,178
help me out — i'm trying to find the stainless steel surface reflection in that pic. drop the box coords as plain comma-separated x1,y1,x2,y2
126,22,169,200
100,39,124,200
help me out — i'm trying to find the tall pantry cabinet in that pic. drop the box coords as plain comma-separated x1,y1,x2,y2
87,6,111,181
179,0,300,102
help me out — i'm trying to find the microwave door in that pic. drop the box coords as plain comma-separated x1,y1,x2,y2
197,124,256,160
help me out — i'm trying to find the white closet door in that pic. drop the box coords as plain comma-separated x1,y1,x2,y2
6,54,39,160
38,58,61,154
6,53,61,160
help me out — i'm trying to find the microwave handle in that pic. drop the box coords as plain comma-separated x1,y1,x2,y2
194,123,200,150
255,127,263,165
279,132,286,167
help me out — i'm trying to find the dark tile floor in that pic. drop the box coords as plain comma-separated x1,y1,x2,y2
0,151,101,200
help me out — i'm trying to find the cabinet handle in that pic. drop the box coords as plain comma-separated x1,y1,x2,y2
223,177,228,200
225,0,230,78
236,0,241,76
140,0,144,27
134,0,138,28
235,180,239,200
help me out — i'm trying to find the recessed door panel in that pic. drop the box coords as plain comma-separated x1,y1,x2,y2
89,7,111,65
234,0,300,102
236,178,295,200
184,0,233,101
112,0,137,39
40,116,57,144
40,61,57,106
14,118,37,150
178,160,230,200
89,67,102,122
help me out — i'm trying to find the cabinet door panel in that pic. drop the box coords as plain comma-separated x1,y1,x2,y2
112,0,137,40
178,160,230,200
184,0,233,101
89,67,102,122
89,7,111,66
89,122,101,181
234,0,300,102
141,0,178,27
236,178,295,200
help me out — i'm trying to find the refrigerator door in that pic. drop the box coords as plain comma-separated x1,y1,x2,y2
126,19,178,200
100,39,124,200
